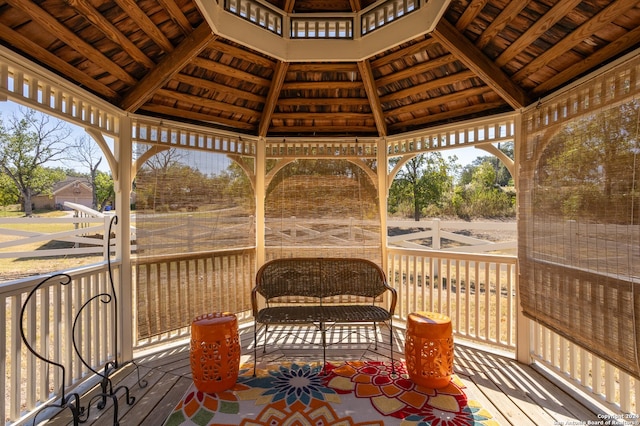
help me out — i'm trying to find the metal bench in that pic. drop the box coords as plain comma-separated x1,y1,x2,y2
251,257,397,374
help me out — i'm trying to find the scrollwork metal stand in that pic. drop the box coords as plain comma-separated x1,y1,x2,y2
20,214,146,425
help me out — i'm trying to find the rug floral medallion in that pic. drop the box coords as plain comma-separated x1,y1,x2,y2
163,360,498,426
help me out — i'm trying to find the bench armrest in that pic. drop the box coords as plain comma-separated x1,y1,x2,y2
384,282,397,316
251,285,261,317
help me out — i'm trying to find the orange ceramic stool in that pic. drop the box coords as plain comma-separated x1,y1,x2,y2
405,311,454,389
190,312,241,393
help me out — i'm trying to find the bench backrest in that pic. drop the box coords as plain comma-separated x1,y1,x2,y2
255,257,388,301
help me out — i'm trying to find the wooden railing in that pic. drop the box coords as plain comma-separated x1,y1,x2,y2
530,321,639,415
1,263,119,425
386,247,518,350
133,248,257,349
5,247,639,422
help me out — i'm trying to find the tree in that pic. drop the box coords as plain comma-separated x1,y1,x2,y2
389,152,455,221
0,108,71,215
0,172,19,209
68,135,104,209
94,171,114,210
459,142,514,187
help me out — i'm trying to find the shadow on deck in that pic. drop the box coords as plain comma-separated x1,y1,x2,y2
44,324,610,426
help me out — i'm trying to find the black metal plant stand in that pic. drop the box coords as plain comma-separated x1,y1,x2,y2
19,215,146,425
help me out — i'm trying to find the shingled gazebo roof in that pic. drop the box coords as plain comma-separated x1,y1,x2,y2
0,0,637,138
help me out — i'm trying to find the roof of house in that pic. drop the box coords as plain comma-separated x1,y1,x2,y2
52,177,92,194
0,0,637,138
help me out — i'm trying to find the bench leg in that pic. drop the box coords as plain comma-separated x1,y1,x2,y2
372,322,379,349
253,321,257,376
320,322,327,374
390,318,395,375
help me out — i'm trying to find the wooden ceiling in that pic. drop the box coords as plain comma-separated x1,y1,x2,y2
0,0,638,138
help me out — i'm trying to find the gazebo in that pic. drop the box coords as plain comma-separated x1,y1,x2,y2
1,0,640,424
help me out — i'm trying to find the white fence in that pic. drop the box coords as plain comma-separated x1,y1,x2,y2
0,203,114,261
388,219,517,254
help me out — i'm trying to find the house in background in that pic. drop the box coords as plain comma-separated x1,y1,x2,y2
32,177,93,210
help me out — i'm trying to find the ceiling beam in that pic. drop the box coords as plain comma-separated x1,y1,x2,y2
375,54,457,87
67,0,155,69
379,70,477,103
155,88,259,117
511,0,638,85
209,40,276,68
495,0,583,67
121,23,216,112
475,0,530,50
283,0,296,13
191,57,271,86
140,104,256,130
389,86,495,116
173,73,266,103
114,0,174,53
432,19,529,109
157,0,193,35
358,60,387,137
259,61,289,137
388,101,506,130
456,0,488,31
5,0,136,85
0,22,118,100
533,24,640,96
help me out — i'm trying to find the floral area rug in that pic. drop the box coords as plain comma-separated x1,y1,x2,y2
163,360,498,426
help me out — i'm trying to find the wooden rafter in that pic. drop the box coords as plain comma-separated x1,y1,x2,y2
358,60,387,137
209,40,276,68
281,81,363,90
379,70,477,104
374,54,457,87
0,22,118,100
388,101,506,130
495,0,583,67
268,124,378,133
173,73,266,103
277,98,370,107
389,86,495,116
121,23,216,112
370,38,438,68
432,19,529,109
271,111,372,120
349,0,363,12
140,104,256,130
5,0,136,85
455,0,488,31
475,0,531,49
154,88,259,117
533,24,640,95
114,0,174,53
157,0,193,35
511,0,638,84
67,0,155,69
283,0,296,13
190,57,271,86
259,61,289,137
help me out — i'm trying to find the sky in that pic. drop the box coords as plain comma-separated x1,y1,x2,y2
0,100,483,175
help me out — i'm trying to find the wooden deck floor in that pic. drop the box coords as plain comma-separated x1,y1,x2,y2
44,324,611,426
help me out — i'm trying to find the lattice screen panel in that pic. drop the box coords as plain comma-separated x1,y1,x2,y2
265,158,382,265
519,54,640,377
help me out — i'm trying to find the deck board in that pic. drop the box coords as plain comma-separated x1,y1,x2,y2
42,325,609,425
